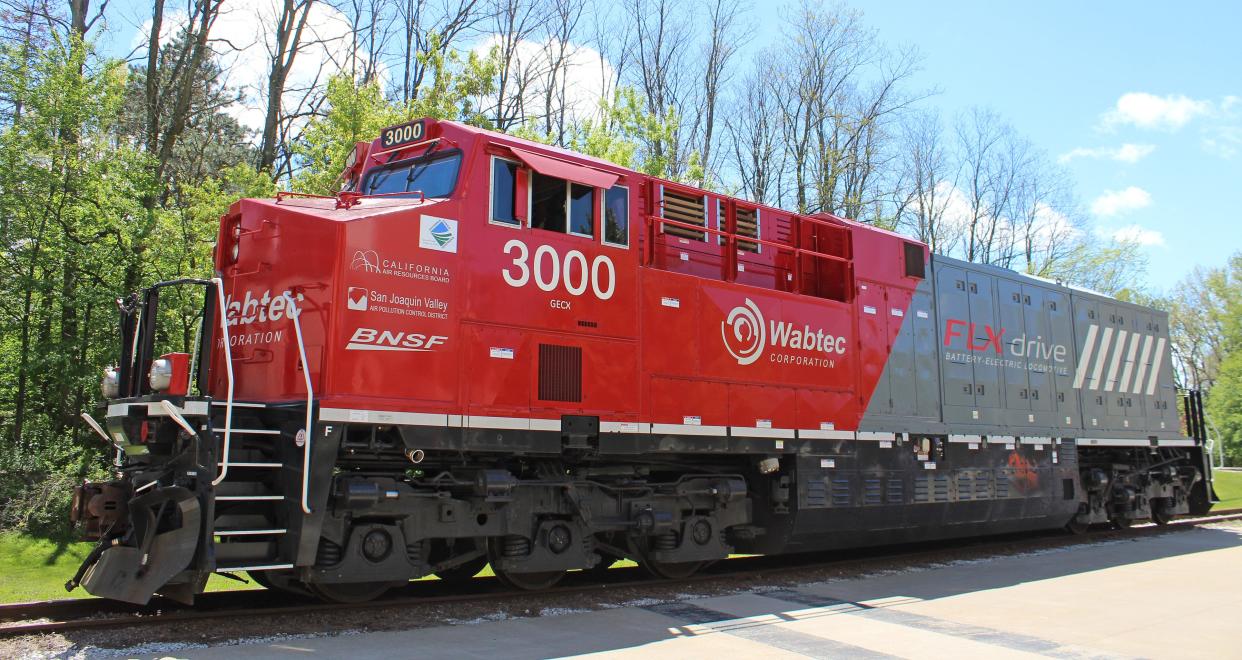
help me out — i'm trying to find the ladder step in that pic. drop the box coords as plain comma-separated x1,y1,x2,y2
214,528,287,536
215,428,280,435
217,495,285,501
216,563,294,572
219,462,282,468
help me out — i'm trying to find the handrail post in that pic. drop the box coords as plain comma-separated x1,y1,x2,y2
211,278,235,486
284,293,315,515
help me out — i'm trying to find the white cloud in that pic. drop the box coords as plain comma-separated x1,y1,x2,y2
1202,126,1241,159
473,37,616,128
1111,225,1166,247
1090,187,1152,217
1057,143,1155,164
1101,92,1211,131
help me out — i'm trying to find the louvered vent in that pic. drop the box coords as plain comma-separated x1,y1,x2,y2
1059,440,1077,465
996,469,1012,498
863,474,882,506
830,475,852,506
735,207,759,252
956,472,974,501
886,477,904,504
804,479,828,508
538,344,582,402
662,189,706,240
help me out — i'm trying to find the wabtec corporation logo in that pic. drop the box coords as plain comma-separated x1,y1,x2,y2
225,288,304,326
721,298,846,367
346,327,447,352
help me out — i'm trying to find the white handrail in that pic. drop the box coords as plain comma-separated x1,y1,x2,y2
284,293,314,515
211,277,235,486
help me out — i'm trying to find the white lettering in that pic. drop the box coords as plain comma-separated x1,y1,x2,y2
501,239,616,301
225,289,303,327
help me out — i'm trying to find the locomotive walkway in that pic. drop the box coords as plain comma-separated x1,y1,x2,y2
178,520,1242,659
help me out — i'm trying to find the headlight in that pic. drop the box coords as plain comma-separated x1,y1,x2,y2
149,359,173,391
101,367,120,399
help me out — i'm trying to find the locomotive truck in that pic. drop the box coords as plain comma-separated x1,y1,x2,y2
67,117,1215,604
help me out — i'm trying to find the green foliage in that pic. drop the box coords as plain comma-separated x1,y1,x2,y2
293,75,404,195
1204,253,1242,464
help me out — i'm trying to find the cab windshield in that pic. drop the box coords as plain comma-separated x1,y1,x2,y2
361,150,461,198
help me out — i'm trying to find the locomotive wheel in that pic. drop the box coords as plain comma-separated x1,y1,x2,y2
486,537,566,590
1065,517,1090,535
492,567,566,591
248,570,315,598
633,543,704,580
638,557,704,580
1109,516,1134,530
308,580,397,604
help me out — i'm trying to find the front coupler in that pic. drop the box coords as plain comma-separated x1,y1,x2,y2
69,484,203,604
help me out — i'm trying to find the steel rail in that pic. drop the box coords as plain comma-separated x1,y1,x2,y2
3,509,1240,639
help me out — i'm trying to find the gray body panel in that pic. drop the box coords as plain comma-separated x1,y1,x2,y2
861,255,1181,441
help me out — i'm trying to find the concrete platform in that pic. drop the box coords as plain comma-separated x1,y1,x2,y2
184,523,1242,659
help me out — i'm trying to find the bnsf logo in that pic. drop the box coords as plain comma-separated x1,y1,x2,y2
346,327,447,352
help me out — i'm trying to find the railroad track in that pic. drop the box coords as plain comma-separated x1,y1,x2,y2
4,509,1240,639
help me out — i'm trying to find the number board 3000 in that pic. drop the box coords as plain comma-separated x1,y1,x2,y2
380,120,426,149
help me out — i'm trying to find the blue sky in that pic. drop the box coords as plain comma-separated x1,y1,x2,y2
816,1,1242,291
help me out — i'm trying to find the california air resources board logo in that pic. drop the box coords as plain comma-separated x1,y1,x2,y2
419,215,457,253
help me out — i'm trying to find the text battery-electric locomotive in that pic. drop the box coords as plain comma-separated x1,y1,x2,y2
67,118,1216,604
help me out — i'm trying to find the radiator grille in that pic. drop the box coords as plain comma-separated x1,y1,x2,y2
538,344,582,402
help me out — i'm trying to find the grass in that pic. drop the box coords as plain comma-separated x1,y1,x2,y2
0,470,1235,604
1212,469,1242,510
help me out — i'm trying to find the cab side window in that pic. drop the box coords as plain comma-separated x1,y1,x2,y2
569,184,594,237
603,185,628,247
491,157,521,225
531,172,567,232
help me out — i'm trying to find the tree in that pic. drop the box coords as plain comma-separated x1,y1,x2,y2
257,0,316,173
292,42,497,193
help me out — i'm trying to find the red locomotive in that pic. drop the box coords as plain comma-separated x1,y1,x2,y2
68,118,1215,604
